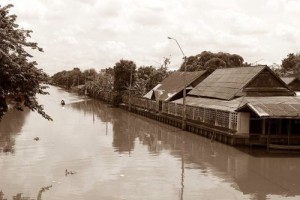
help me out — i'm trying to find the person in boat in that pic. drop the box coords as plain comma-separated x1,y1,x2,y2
61,99,65,105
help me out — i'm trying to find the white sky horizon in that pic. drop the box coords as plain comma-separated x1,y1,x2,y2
2,0,300,75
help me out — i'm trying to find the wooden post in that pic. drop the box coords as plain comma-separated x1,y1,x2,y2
192,106,195,121
262,119,266,135
288,119,291,146
267,119,270,150
278,119,282,135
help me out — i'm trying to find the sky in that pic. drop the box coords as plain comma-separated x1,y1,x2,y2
2,0,300,75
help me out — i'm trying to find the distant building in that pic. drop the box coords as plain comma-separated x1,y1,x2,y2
281,77,300,92
144,71,209,102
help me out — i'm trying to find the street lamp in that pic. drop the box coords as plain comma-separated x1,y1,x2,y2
168,36,187,130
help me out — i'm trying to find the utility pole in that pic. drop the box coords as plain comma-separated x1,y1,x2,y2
168,37,187,130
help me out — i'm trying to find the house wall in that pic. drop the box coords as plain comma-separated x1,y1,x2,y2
245,69,294,96
237,112,250,136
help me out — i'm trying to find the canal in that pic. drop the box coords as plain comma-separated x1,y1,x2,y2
1,85,300,200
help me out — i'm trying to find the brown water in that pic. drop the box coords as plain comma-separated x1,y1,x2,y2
1,86,300,200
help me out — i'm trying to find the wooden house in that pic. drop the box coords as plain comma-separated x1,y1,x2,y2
144,71,209,101
126,66,300,148
281,77,300,92
143,71,209,111
166,66,300,147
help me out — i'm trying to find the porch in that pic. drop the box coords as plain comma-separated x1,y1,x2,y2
249,117,300,147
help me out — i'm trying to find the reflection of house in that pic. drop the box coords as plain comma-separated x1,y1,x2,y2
281,77,300,92
125,113,300,199
144,71,209,102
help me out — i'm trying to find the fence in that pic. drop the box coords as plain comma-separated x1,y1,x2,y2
123,96,238,131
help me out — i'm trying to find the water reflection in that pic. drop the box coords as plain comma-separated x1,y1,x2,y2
1,86,300,200
68,100,111,122
132,116,300,199
70,99,300,200
0,185,52,200
70,100,136,153
0,109,29,154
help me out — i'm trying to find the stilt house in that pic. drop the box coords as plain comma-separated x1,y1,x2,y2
143,71,209,111
166,66,300,147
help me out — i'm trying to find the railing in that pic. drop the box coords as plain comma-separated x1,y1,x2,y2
123,96,238,131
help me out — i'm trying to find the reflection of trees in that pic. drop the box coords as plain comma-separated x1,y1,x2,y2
0,109,29,154
110,111,135,153
68,99,136,152
69,98,300,199
0,185,52,200
113,113,300,199
69,100,113,123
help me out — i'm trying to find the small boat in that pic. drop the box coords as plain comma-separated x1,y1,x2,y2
61,99,65,105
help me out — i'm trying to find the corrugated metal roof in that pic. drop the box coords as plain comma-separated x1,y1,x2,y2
238,102,300,118
143,84,161,99
237,96,300,118
281,77,297,85
188,66,266,100
173,96,300,117
144,71,207,101
173,96,243,112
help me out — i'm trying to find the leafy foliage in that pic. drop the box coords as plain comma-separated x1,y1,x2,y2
0,4,51,120
134,65,169,96
85,72,114,97
51,68,87,89
280,53,300,76
179,51,244,72
113,59,136,92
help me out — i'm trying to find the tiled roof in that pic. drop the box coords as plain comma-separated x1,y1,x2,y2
188,66,266,100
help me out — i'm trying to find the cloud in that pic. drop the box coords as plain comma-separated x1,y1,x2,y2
2,0,300,74
99,41,131,60
273,24,300,43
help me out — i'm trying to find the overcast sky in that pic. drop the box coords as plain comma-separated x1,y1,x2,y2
2,0,300,75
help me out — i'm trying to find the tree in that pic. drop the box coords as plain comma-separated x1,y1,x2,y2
51,67,87,89
85,71,114,97
113,59,136,92
68,68,84,87
204,57,226,72
281,53,300,76
133,64,170,96
83,68,97,82
0,4,51,120
179,51,244,72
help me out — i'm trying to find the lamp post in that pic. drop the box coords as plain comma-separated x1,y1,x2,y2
168,37,187,130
